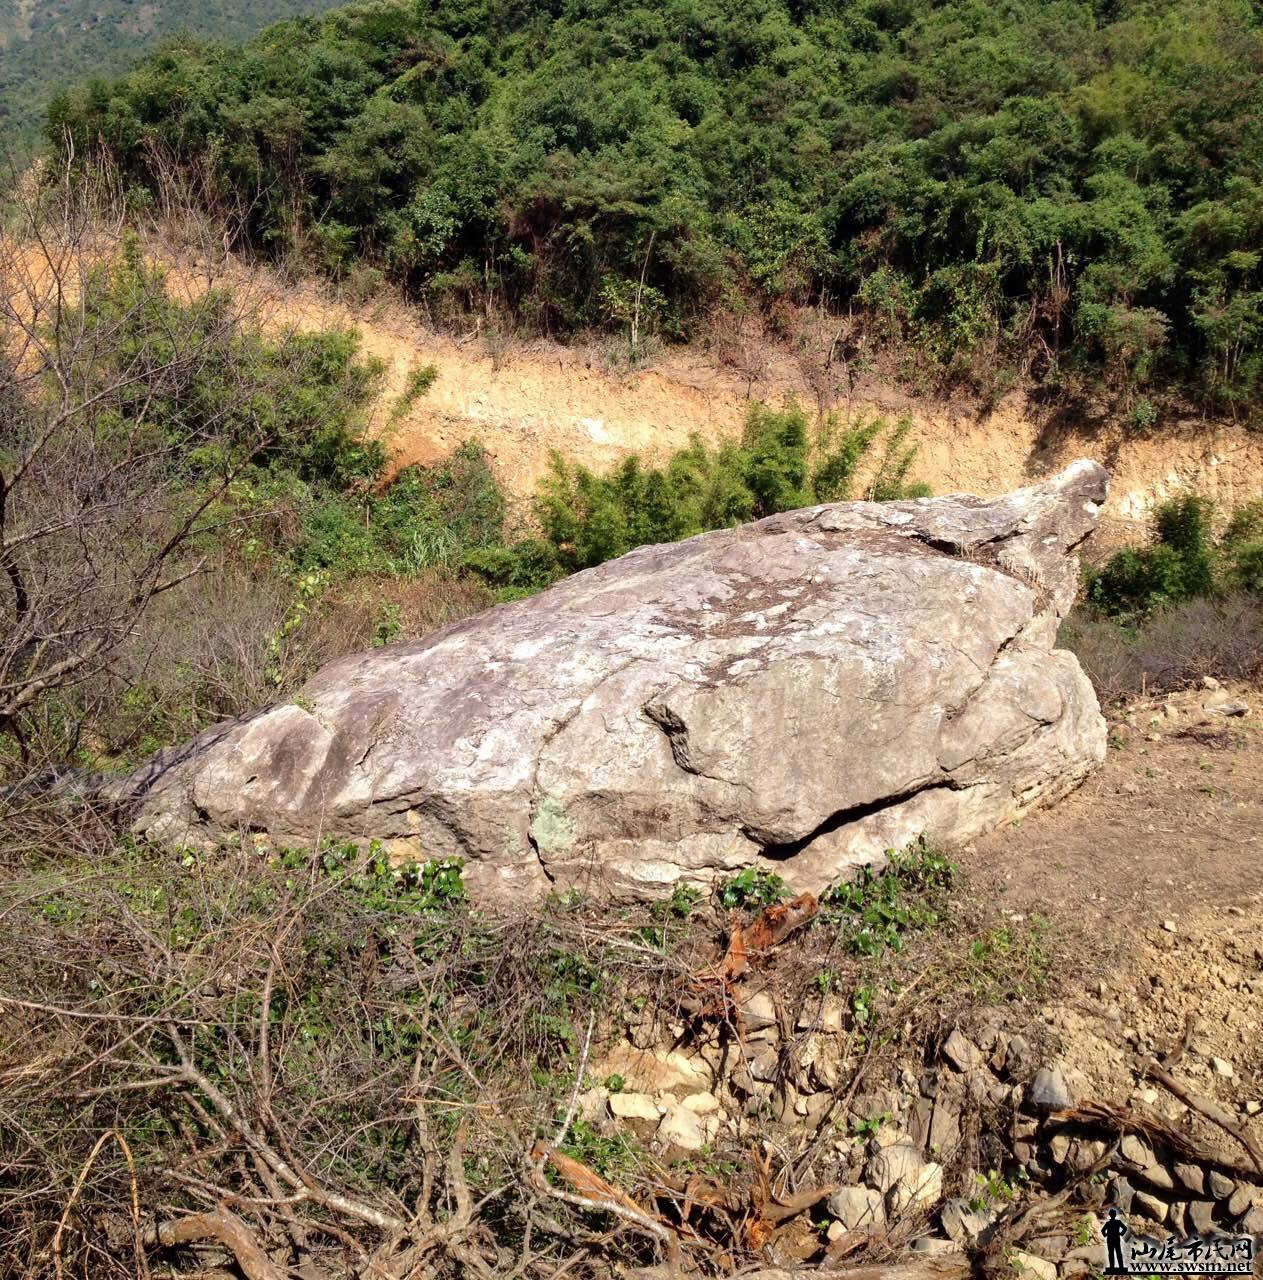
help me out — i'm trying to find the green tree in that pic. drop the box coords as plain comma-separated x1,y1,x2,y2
42,0,1263,412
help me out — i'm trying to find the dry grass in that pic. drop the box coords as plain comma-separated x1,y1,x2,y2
0,820,1067,1280
1061,593,1263,704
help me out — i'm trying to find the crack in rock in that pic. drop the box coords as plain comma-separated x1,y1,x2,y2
749,779,968,859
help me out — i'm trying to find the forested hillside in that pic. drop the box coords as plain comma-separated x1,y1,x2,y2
0,0,341,151
49,0,1263,413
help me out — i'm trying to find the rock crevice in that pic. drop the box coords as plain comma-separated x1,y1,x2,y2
750,779,973,861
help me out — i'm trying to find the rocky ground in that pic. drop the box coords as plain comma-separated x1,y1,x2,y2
558,681,1263,1275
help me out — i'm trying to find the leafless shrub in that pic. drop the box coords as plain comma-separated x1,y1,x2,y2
50,557,316,763
2,555,494,780
1061,593,1263,704
479,312,519,373
0,834,716,1280
0,153,368,778
706,307,771,399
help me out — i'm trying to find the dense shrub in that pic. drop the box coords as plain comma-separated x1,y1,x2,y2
76,241,385,490
1084,494,1261,618
45,0,1263,410
474,403,928,591
1221,500,1263,592
291,441,509,575
1068,491,1263,699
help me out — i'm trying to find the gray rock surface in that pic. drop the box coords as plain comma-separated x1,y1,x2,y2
124,461,1110,899
940,1196,995,1242
656,1104,709,1151
868,1142,944,1214
608,1092,659,1122
1027,1065,1074,1112
1207,1171,1235,1201
828,1185,886,1231
1012,1251,1057,1280
941,1029,984,1072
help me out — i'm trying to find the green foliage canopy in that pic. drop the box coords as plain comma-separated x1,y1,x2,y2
1086,492,1263,617
45,0,1263,410
0,0,343,153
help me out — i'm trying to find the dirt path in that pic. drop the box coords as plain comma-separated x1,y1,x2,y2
961,682,1263,1120
965,682,1263,928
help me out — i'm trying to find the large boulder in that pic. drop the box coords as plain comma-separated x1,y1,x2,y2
126,461,1109,899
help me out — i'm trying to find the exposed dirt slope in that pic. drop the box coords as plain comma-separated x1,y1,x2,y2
14,234,1260,528
175,261,1263,531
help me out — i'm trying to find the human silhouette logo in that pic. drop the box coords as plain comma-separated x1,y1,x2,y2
1097,1205,1254,1274
1102,1208,1129,1275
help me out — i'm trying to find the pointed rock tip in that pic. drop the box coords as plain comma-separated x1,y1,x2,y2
1048,457,1109,503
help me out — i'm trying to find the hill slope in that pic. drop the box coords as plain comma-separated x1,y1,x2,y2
48,0,1263,415
0,0,341,152
159,254,1263,530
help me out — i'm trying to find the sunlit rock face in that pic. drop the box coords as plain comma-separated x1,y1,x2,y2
126,461,1109,900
